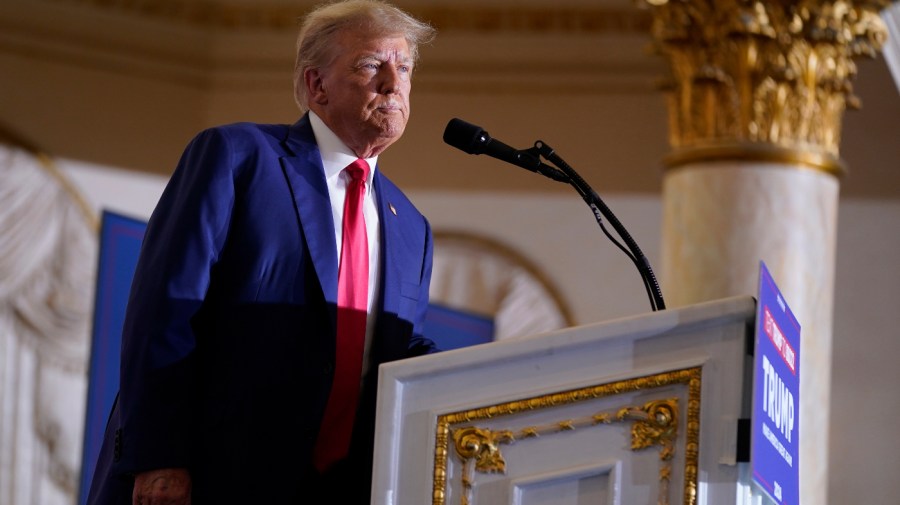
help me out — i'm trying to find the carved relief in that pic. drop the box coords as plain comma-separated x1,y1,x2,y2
641,0,890,173
433,368,702,505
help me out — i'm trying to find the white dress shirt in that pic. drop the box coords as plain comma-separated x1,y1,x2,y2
309,112,382,374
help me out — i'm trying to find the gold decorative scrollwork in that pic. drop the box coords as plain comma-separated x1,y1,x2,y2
620,399,678,455
639,0,890,174
452,427,515,474
433,367,702,505
449,399,680,505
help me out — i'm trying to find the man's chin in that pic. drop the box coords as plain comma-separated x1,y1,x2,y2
372,118,406,140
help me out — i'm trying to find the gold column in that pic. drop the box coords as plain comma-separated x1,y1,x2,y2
640,1,889,504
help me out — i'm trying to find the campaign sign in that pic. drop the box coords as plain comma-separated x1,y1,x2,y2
751,262,801,505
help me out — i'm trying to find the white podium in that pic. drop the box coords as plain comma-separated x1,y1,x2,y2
372,296,757,505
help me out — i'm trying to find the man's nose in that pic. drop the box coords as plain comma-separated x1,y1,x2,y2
379,66,401,94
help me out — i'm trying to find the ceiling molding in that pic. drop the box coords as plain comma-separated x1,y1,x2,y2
418,7,652,34
46,0,653,34
4,1,661,91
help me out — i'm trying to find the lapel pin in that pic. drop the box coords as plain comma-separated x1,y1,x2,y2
389,203,397,216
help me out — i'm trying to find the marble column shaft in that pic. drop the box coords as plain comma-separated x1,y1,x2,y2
662,162,838,504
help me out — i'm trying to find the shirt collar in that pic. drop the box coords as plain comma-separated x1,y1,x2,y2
309,111,377,185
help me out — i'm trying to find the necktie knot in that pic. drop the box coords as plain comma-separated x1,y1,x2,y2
345,159,369,183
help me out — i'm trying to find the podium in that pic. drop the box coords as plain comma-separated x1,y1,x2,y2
372,296,757,505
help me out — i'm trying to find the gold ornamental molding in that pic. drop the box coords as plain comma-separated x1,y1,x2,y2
639,0,891,175
433,367,702,505
48,0,652,34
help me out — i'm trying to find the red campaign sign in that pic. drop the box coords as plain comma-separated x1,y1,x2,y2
763,306,797,375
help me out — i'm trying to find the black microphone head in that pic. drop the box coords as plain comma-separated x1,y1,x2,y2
443,118,490,155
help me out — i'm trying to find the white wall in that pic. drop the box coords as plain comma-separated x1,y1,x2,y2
830,198,900,505
62,161,900,504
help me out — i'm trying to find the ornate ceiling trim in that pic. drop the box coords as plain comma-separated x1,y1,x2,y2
418,7,651,34
48,0,652,34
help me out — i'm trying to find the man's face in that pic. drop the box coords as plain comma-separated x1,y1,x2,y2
307,29,413,158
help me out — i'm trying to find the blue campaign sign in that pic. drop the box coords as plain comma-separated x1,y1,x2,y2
751,262,801,505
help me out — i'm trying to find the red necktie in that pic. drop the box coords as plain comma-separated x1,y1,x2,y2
313,159,370,472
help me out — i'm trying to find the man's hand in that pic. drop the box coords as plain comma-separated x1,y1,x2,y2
133,468,191,505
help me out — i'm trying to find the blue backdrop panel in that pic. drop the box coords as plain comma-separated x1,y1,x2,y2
79,211,146,505
423,303,494,351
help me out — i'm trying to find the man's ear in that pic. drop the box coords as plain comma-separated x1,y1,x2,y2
305,68,328,105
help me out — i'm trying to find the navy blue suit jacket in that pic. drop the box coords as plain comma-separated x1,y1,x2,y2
87,115,436,504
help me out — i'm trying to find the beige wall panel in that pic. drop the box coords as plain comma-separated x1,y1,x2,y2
0,52,207,175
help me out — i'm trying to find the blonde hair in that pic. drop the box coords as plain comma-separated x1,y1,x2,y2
292,0,436,111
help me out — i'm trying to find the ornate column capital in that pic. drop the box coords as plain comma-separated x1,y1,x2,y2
641,0,890,175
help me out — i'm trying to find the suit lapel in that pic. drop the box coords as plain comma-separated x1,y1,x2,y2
374,171,403,317
280,116,339,307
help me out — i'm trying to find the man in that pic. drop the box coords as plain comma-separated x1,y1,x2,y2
87,1,437,503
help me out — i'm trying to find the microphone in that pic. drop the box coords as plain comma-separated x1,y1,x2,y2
443,118,567,182
442,118,666,312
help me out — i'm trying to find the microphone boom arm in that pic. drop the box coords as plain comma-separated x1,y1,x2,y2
530,141,666,312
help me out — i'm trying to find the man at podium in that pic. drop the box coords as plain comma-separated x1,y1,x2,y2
86,1,438,503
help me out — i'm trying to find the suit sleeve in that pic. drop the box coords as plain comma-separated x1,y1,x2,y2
113,127,238,475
